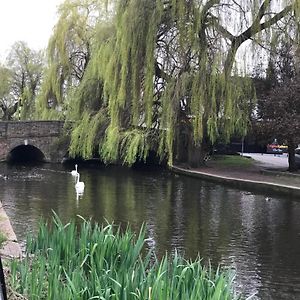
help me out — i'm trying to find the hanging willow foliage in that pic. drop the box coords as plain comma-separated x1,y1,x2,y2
35,0,110,119
39,0,300,166
69,110,108,158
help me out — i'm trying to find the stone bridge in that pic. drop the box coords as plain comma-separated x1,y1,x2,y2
0,121,67,163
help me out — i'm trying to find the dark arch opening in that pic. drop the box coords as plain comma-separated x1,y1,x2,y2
8,145,45,163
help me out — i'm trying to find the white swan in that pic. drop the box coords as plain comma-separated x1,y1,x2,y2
75,173,85,192
71,164,78,176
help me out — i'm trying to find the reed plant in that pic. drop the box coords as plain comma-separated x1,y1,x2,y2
0,232,7,248
9,213,239,299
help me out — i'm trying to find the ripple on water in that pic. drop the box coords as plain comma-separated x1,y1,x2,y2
1,163,300,299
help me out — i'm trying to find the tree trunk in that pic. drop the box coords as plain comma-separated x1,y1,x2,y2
288,140,297,172
174,123,206,168
175,124,189,164
187,140,203,168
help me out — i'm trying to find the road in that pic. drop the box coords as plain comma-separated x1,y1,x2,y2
242,153,289,169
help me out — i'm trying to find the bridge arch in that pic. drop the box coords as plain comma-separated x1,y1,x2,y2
0,121,67,163
7,144,46,163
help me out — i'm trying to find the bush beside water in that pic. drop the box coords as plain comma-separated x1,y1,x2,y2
9,214,238,299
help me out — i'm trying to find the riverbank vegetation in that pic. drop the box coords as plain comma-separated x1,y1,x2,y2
9,214,238,299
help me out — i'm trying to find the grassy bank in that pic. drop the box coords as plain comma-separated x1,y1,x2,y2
210,155,253,168
9,214,239,299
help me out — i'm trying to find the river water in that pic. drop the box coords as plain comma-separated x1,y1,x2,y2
0,162,300,299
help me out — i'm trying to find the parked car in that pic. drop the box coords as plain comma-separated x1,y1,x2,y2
266,138,288,154
266,144,285,154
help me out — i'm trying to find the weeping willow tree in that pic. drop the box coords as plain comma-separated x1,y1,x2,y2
35,0,112,119
40,0,300,166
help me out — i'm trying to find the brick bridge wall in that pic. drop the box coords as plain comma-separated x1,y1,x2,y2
0,121,66,162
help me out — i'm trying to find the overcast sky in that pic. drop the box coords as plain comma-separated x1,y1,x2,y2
0,0,64,62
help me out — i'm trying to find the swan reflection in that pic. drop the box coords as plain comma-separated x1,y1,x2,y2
76,190,84,202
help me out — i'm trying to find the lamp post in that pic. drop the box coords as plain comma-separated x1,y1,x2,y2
241,137,244,157
18,96,22,121
0,256,7,300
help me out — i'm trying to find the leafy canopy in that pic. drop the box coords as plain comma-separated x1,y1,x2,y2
39,0,300,165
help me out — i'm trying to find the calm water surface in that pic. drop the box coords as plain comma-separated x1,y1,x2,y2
1,162,300,299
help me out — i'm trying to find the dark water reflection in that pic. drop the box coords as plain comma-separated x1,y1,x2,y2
1,163,300,299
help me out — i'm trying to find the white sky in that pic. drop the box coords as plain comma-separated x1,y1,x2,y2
0,0,64,62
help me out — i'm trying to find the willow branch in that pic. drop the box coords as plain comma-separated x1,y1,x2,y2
224,2,293,77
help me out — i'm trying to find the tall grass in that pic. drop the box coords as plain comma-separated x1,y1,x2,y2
0,232,7,248
10,213,239,299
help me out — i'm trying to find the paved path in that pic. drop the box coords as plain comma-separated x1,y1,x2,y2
172,165,300,197
172,154,300,197
241,153,289,169
0,201,22,259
